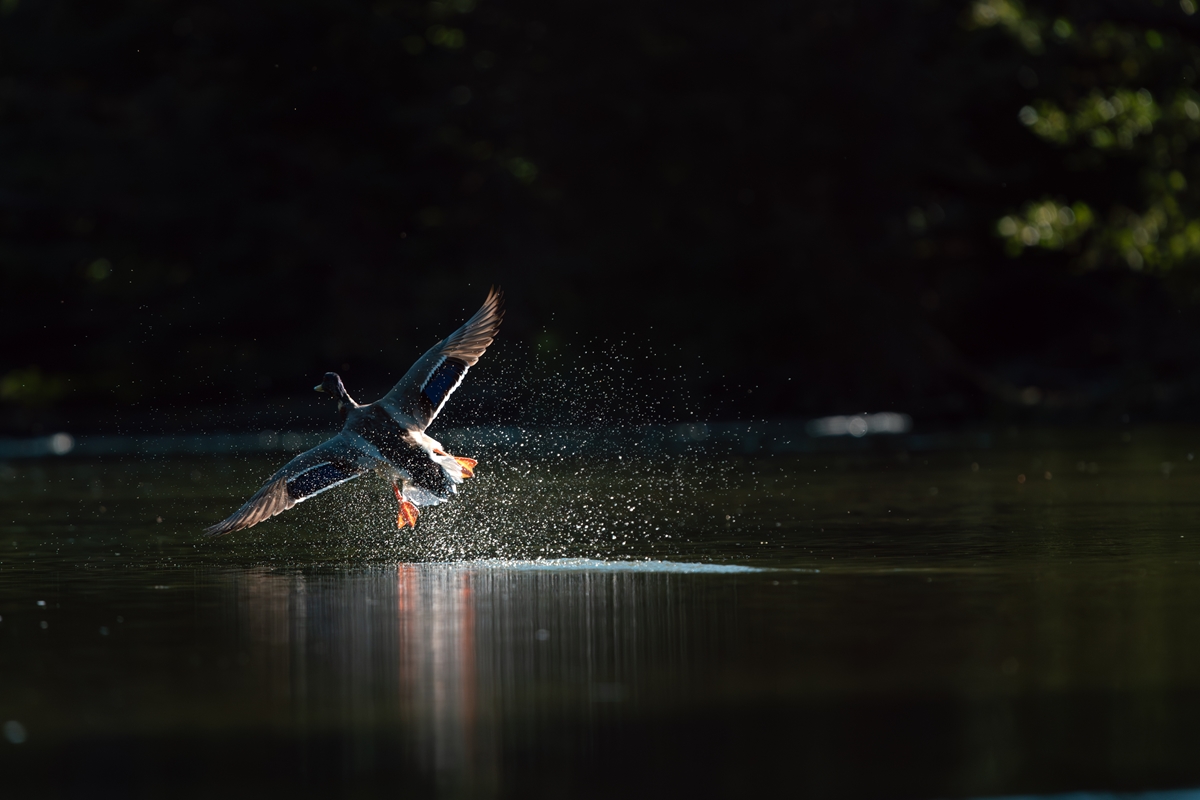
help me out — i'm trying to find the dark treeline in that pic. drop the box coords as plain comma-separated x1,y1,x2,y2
4,0,1200,433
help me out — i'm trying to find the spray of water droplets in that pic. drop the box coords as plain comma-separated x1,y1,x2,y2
217,336,720,566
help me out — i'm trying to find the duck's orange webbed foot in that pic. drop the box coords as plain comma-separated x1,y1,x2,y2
454,456,477,478
392,481,419,528
397,500,419,529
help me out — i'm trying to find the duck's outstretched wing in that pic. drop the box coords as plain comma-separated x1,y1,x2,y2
204,435,369,537
379,287,503,430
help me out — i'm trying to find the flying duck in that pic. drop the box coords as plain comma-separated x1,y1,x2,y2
204,288,503,537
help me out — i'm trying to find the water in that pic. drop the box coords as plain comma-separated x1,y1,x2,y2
3,427,1200,797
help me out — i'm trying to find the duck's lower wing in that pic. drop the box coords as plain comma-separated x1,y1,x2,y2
204,436,369,537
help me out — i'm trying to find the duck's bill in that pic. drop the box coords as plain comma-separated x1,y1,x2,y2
313,384,325,392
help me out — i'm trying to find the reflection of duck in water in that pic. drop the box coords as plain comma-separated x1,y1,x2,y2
204,288,503,537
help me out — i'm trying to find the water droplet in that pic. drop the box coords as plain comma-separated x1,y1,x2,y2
3,720,27,744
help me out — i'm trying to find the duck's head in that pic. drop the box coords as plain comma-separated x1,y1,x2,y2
314,372,355,415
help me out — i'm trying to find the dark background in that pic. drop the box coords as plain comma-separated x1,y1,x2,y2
4,0,1200,434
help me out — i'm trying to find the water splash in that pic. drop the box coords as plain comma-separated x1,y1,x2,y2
417,557,766,573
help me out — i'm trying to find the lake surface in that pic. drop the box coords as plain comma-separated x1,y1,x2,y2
3,426,1200,798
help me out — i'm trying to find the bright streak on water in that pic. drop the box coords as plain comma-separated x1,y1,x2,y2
0,431,74,458
427,558,770,573
805,411,912,438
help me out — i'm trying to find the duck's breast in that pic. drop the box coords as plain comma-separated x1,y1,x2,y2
351,406,453,497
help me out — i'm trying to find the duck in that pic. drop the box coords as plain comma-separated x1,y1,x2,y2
204,287,503,537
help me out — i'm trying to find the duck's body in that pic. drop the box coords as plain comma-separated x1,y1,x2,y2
204,288,502,537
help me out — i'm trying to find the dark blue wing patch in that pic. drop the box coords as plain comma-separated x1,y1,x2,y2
420,357,468,419
286,463,357,501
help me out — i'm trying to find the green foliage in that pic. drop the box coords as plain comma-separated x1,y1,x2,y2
0,367,67,407
980,0,1200,273
998,199,1094,254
